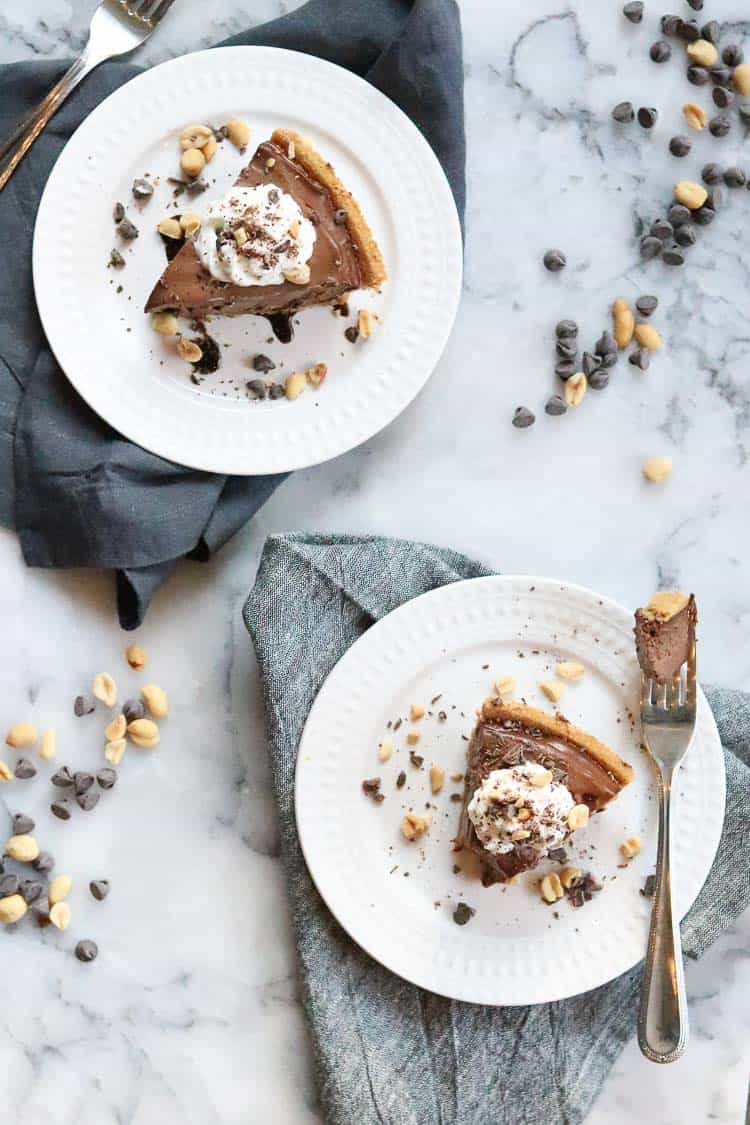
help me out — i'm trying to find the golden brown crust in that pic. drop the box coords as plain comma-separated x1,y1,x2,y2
479,699,634,787
271,128,386,290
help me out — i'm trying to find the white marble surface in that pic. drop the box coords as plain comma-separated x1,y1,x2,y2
1,0,750,1122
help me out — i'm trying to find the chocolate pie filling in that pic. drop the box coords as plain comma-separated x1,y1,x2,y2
145,141,362,319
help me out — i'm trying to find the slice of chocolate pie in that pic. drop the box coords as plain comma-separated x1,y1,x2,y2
456,700,634,885
145,128,386,321
634,592,696,682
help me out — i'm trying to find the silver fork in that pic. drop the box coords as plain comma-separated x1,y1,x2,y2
637,645,697,1063
0,0,176,192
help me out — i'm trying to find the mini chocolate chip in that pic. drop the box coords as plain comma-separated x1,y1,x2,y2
556,340,577,360
132,178,154,199
77,790,100,812
452,902,476,926
635,294,658,316
701,20,720,43
723,44,743,66
568,888,586,909
612,100,635,123
554,359,577,379
50,800,72,821
623,0,643,21
739,104,750,126
640,235,663,259
687,65,709,85
543,249,566,272
333,209,347,225
555,319,578,339
75,940,98,963
51,767,74,787
713,86,734,108
122,698,145,723
512,406,535,429
651,218,673,241
74,772,95,795
96,768,117,790
588,368,611,390
675,223,697,246
396,771,406,789
709,113,731,137
595,331,617,356
268,383,286,399
33,851,54,874
246,379,268,400
14,758,36,780
545,394,567,416
548,847,568,863
629,348,650,370
581,351,600,376
662,244,685,266
74,694,96,717
706,186,724,209
710,67,733,88
669,135,691,157
344,325,359,343
12,813,34,835
676,18,699,41
90,879,110,901
20,880,44,905
702,162,724,184
650,40,671,63
267,188,280,203
0,874,19,896
685,0,702,9
108,248,126,269
724,166,747,188
118,218,139,240
693,205,716,225
640,874,657,897
113,201,125,223
598,351,618,369
661,14,682,35
637,106,658,128
668,204,691,227
252,353,275,373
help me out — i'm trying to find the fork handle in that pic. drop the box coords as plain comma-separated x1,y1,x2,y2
0,46,100,192
637,768,689,1063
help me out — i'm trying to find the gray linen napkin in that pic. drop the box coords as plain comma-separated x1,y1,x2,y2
0,0,465,630
243,533,750,1125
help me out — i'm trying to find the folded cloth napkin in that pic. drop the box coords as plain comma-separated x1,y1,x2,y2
243,533,750,1125
0,0,465,630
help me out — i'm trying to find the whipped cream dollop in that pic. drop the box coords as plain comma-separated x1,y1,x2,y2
467,761,575,856
195,183,316,286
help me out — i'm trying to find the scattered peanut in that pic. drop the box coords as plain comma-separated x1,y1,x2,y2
127,718,160,749
674,180,707,210
152,311,178,336
517,807,532,822
645,592,688,620
202,135,218,162
0,895,27,924
540,681,564,704
567,804,590,831
93,673,117,708
48,874,72,906
6,723,38,749
141,684,168,720
410,704,425,721
358,309,376,340
406,731,421,746
540,872,564,903
288,218,300,238
283,263,311,285
105,739,126,765
179,123,213,150
494,676,516,697
305,363,328,388
234,227,248,246
633,323,661,351
511,828,531,841
0,762,12,781
285,372,307,400
401,812,430,841
642,456,673,483
429,764,445,794
530,768,553,787
225,118,250,149
378,739,393,763
733,63,750,95
105,714,127,742
157,217,183,240
126,644,147,670
620,835,643,859
287,140,296,160
612,298,635,349
49,902,71,931
177,338,203,363
559,866,582,889
682,102,707,130
4,835,40,862
181,147,206,179
179,212,202,236
563,372,587,407
556,661,585,681
686,39,718,67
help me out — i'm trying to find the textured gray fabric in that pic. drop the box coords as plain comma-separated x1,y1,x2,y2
0,0,465,629
243,533,750,1125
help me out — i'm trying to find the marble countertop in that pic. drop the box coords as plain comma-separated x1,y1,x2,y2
1,0,749,1121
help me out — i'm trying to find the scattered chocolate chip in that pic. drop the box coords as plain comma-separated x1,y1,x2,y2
545,394,567,416
635,294,658,316
90,879,110,901
651,218,673,241
675,223,697,246
344,325,360,344
396,771,406,789
122,698,145,723
739,104,750,126
581,351,600,375
362,777,382,801
595,331,617,357
333,209,347,225
640,234,663,259
667,204,691,228
32,907,51,928
588,368,611,390
96,768,117,790
14,758,35,780
32,851,54,874
548,847,568,864
568,888,586,909
555,318,578,339
724,166,747,188
50,800,72,821
0,873,19,896
623,1,643,21
701,19,720,43
640,874,657,897
710,67,733,88
132,178,154,200
650,40,671,63
409,751,424,769
598,351,618,369
512,406,535,429
713,86,734,108
74,771,95,795
113,201,125,223
723,44,743,66
75,940,98,963
108,248,126,269
118,218,139,241
612,100,635,123
556,340,577,360
637,106,658,129
709,113,731,137
74,694,96,717
661,14,682,35
191,333,221,375
685,0,702,9
554,359,577,379
676,18,700,41
629,348,650,370
693,205,716,225
268,383,286,400
452,902,475,926
20,880,44,905
543,248,566,272
662,244,685,266
706,186,724,209
51,767,74,787
246,379,268,400
12,813,35,835
702,162,724,184
252,353,275,373
687,65,709,85
77,790,100,812
669,135,691,157
267,188,280,203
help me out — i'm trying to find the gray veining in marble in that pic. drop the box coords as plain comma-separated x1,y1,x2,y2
1,0,749,1122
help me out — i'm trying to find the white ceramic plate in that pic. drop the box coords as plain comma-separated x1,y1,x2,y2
33,46,462,475
295,576,725,1006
